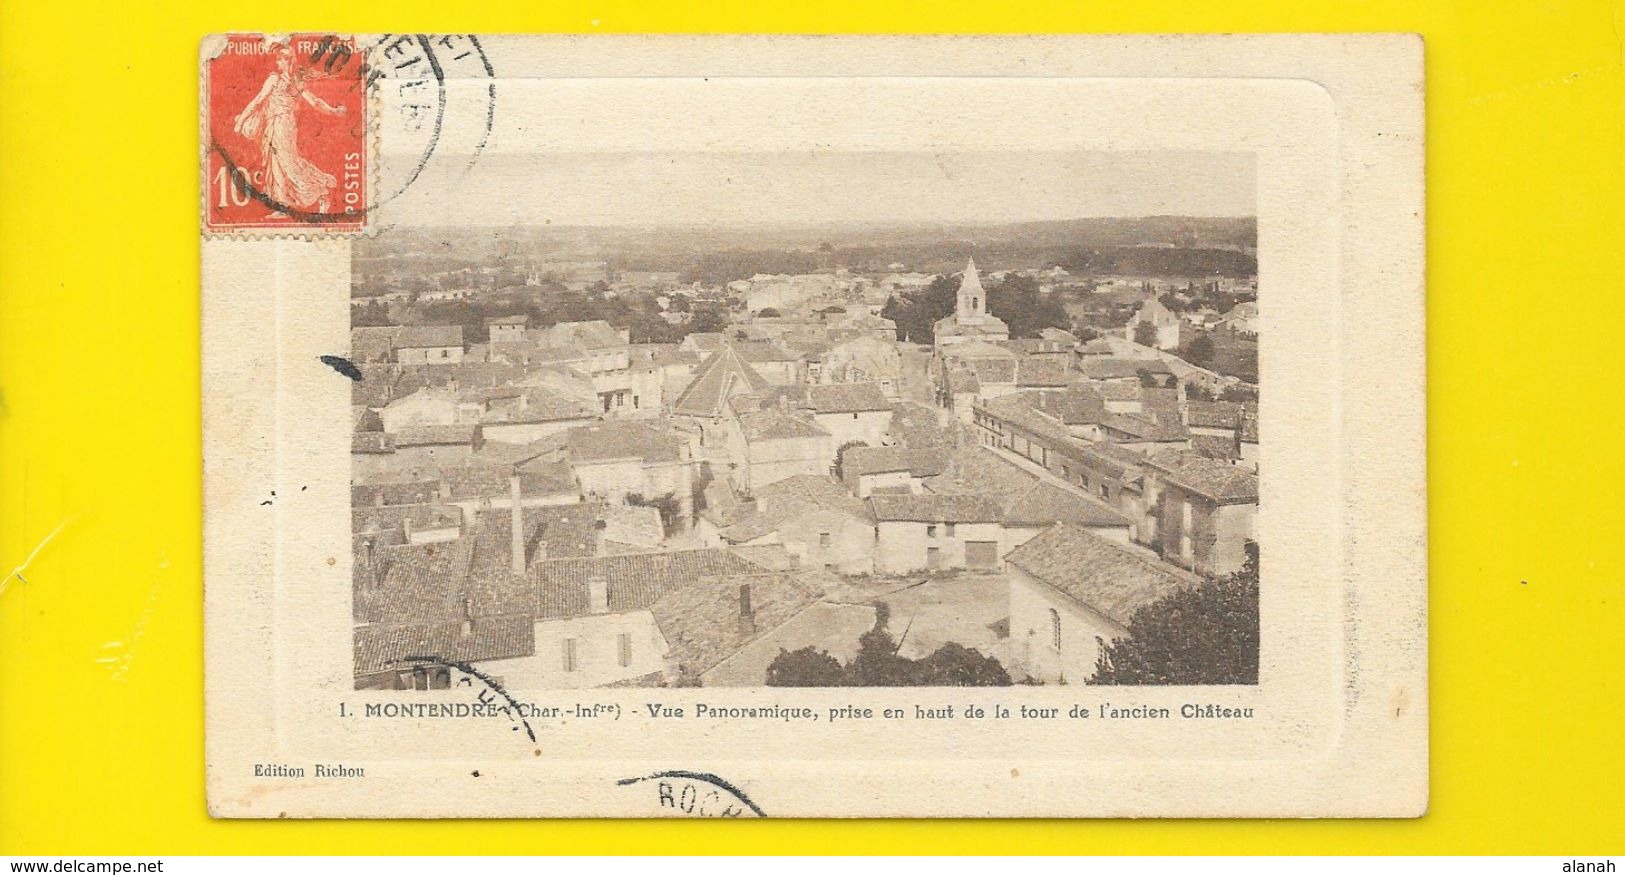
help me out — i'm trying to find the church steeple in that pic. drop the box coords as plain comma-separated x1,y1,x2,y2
956,257,985,324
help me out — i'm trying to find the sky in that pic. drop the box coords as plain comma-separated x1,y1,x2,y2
395,150,1255,228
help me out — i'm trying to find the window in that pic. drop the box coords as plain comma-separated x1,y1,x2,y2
927,524,938,537
1100,483,1109,499
945,523,956,537
852,412,859,420
1050,609,1062,651
632,395,640,409
562,638,579,672
617,633,632,667
819,532,832,548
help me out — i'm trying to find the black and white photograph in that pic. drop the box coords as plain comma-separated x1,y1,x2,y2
346,150,1262,691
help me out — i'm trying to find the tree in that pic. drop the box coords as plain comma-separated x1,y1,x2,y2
765,647,848,686
1183,333,1217,367
766,601,1015,687
1091,541,1260,685
986,273,1069,339
757,307,781,318
1133,320,1159,347
832,440,869,482
913,642,1012,686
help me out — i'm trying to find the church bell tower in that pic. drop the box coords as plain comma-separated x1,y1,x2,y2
956,257,985,324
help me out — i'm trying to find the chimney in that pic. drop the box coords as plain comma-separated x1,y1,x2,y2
510,473,525,574
588,576,609,614
460,598,474,636
738,582,756,635
438,479,451,500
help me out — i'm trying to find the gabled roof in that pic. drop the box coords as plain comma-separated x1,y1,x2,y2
1005,523,1200,626
532,548,768,619
650,572,822,679
720,475,871,543
869,493,1003,524
1003,481,1129,528
671,346,772,418
1146,451,1259,504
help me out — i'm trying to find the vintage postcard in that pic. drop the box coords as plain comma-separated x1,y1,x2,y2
202,34,1426,818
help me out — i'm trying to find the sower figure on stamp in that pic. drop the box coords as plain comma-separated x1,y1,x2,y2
232,44,347,217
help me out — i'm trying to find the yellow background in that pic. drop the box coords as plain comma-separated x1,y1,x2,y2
2,0,1622,855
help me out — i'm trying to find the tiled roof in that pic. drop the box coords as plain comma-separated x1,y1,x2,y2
629,342,693,369
353,503,464,538
600,503,665,548
1034,388,1107,425
532,548,768,619
840,446,949,479
432,461,579,504
739,408,828,443
807,382,890,413
886,401,958,448
682,332,727,351
720,474,871,543
353,481,441,508
549,320,624,350
1189,434,1241,461
1016,357,1071,387
353,406,384,433
1186,400,1259,442
924,446,1042,505
967,358,1018,385
566,420,685,464
354,615,535,676
1102,412,1188,443
484,314,529,326
351,327,400,363
934,312,1010,336
944,339,1016,361
360,539,477,625
946,367,981,394
1146,451,1259,504
478,501,604,562
1003,481,1130,528
352,363,400,407
393,325,465,349
733,341,801,363
352,432,395,454
923,447,1128,528
650,573,822,678
392,424,478,448
1077,357,1173,380
1005,523,1200,626
869,493,1003,523
672,346,772,418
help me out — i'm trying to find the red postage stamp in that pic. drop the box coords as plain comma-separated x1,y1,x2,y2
203,34,368,232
